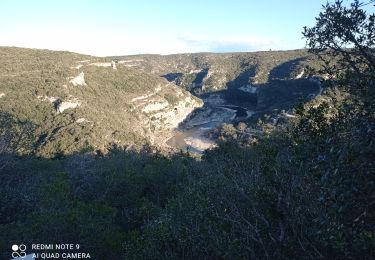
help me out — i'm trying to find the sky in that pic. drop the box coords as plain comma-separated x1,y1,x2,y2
0,0,337,56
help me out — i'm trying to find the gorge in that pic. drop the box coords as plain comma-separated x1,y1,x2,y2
0,47,322,157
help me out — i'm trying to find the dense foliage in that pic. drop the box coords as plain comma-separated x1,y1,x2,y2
1,1,374,259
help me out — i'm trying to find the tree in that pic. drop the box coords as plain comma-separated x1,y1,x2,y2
303,0,375,77
301,1,375,258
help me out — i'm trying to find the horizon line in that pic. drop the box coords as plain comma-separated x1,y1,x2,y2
0,45,309,57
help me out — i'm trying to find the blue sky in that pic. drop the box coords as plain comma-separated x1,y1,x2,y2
0,0,336,56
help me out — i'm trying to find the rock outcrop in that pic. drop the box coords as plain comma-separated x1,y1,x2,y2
56,99,81,113
89,62,112,67
295,68,305,79
183,107,235,129
134,91,202,131
37,95,81,114
70,72,86,86
76,118,86,123
142,101,169,113
37,95,59,103
150,96,202,130
111,61,117,70
130,84,203,145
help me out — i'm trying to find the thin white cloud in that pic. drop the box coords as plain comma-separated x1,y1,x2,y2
178,34,280,52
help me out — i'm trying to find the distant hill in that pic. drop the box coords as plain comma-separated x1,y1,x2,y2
112,49,321,92
113,50,323,107
1,47,322,157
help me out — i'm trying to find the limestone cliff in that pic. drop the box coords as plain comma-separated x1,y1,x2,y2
0,47,202,157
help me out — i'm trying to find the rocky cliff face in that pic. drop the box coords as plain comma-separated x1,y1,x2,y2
128,82,203,145
0,47,324,157
0,47,202,157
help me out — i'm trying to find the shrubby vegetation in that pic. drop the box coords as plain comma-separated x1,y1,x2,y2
0,47,187,157
1,1,374,259
0,45,324,158
116,49,318,93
